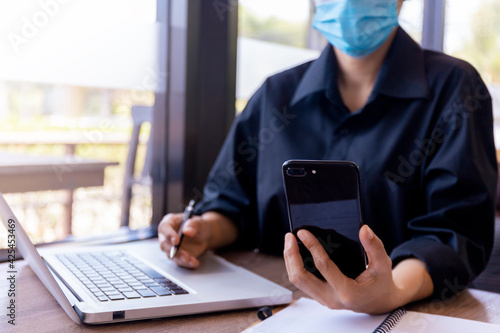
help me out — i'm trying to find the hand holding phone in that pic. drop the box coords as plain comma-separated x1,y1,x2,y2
282,160,367,279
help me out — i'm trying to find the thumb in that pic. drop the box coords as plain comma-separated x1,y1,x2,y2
359,225,392,271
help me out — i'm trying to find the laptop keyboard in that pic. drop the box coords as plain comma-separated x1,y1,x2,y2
55,251,189,302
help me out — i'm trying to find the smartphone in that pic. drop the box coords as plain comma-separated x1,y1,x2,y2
282,160,367,280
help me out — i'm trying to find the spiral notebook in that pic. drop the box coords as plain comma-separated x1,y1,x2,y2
244,297,500,333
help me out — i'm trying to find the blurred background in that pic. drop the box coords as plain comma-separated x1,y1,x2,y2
0,0,499,248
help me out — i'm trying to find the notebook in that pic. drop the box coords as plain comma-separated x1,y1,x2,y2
244,297,500,333
0,193,292,324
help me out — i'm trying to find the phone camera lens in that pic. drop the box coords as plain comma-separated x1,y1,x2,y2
286,168,307,177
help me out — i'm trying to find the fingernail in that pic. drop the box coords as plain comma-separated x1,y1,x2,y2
366,226,374,240
170,237,176,245
284,233,291,248
297,229,307,240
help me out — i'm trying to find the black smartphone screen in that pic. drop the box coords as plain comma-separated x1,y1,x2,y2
282,160,366,280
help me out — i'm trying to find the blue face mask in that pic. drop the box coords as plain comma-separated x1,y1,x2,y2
312,0,399,58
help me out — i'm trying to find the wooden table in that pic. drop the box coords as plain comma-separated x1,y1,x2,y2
0,151,118,235
0,250,499,333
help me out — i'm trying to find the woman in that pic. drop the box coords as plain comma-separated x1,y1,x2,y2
158,0,497,314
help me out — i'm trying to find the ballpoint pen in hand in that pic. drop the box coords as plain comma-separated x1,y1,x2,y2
169,199,196,260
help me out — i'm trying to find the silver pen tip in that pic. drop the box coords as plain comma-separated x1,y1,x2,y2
169,246,177,260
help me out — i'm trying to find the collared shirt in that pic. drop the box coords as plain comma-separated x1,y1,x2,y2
195,28,497,299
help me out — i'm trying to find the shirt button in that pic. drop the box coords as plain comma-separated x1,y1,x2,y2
340,128,350,136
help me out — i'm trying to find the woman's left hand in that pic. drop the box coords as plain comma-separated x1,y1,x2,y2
283,225,434,315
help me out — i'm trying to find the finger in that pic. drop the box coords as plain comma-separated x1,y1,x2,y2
283,233,329,301
179,216,205,238
159,238,170,254
172,248,200,269
158,231,166,244
158,213,184,245
359,225,392,271
159,213,184,231
158,216,182,255
297,229,347,290
158,213,184,231
159,223,180,247
283,233,301,278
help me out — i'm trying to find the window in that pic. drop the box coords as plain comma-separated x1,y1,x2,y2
399,0,424,43
237,0,425,112
444,0,500,145
0,0,160,247
237,0,319,111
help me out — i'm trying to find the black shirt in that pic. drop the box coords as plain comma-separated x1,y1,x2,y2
195,28,497,299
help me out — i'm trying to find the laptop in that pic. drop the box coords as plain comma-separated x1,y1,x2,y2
0,193,292,324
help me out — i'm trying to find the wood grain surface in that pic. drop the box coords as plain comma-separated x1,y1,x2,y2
1,249,499,333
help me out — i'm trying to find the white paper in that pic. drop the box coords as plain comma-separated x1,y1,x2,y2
243,298,387,333
244,297,500,333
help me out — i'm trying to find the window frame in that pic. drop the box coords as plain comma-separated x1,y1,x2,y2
1,0,237,261
2,0,447,261
422,0,446,51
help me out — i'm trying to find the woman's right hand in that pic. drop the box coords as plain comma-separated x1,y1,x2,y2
158,213,213,269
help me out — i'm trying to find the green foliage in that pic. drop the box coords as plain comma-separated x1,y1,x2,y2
238,6,308,48
453,1,500,83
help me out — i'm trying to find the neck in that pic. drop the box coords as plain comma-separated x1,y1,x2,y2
335,28,398,90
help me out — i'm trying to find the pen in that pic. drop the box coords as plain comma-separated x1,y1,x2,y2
169,199,196,260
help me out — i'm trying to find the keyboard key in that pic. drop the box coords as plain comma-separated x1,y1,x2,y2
80,267,93,272
108,294,125,301
137,289,156,297
150,286,172,296
121,266,135,272
123,291,141,299
127,269,141,275
123,278,137,283
170,288,189,295
132,285,148,290
161,282,179,289
131,272,147,278
112,283,129,289
116,273,130,278
96,283,112,288
59,251,189,301
132,286,148,290
133,264,165,279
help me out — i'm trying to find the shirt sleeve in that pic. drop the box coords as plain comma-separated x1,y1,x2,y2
390,64,498,300
192,86,264,250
